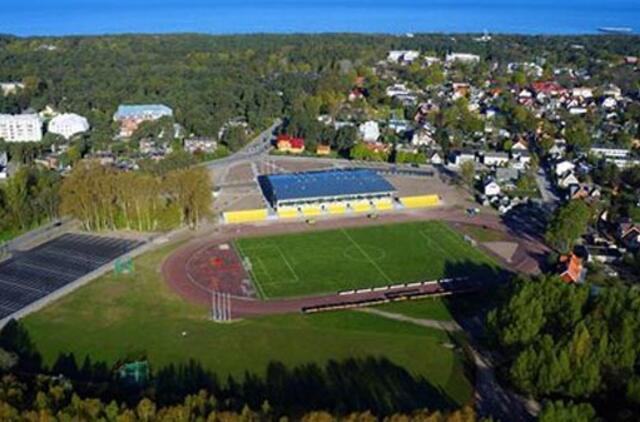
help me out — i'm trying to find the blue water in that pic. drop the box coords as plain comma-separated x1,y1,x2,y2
2,0,639,36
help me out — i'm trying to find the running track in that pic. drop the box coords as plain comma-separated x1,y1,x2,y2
162,207,548,318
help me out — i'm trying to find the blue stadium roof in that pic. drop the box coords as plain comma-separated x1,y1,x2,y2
260,169,396,205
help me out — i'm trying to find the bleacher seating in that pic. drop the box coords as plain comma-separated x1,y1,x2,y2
277,207,299,219
223,209,268,224
373,198,394,211
351,201,373,213
326,203,347,215
301,205,322,217
400,195,440,209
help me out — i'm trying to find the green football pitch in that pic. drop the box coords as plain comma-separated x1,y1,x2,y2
235,221,500,299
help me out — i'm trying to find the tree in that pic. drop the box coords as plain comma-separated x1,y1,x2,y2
164,167,213,229
565,119,591,151
545,200,591,253
538,401,596,422
459,161,475,187
221,126,248,152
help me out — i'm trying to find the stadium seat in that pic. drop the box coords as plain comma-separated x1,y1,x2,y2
351,201,372,213
400,195,440,209
223,209,268,224
301,205,322,217
277,207,300,219
327,203,346,215
373,198,393,211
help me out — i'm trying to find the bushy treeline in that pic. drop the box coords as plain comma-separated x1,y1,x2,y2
0,166,60,240
60,161,212,231
0,373,480,422
487,275,640,420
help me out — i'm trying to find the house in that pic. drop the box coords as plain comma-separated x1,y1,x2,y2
364,142,391,154
617,220,640,250
316,144,331,156
276,135,305,154
585,246,623,264
549,139,567,158
359,121,380,143
386,84,411,98
184,137,217,154
445,53,481,64
483,151,510,167
590,145,630,159
48,113,90,139
569,107,588,115
0,82,24,96
429,151,443,165
603,84,622,99
449,150,477,167
483,180,501,197
348,88,366,102
531,81,566,98
496,167,520,183
388,119,411,133
0,151,7,179
602,97,617,109
567,183,601,200
558,172,580,189
411,128,435,147
555,160,575,177
571,87,594,99
113,104,173,138
0,114,43,142
423,56,441,66
387,50,420,64
558,254,586,284
511,139,529,151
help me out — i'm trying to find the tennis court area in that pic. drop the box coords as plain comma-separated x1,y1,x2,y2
235,221,499,299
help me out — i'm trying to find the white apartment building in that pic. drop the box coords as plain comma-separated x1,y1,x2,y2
445,53,481,64
0,114,43,142
48,113,90,139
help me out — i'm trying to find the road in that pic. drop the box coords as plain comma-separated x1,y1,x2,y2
204,119,282,169
535,167,560,207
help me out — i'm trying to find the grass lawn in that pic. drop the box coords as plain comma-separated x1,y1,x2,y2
22,240,473,406
374,298,454,321
235,221,499,299
455,224,508,243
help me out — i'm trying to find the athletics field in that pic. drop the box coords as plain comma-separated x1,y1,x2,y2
235,221,500,299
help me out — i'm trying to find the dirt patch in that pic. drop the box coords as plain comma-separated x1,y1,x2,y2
225,163,255,184
270,158,335,173
483,241,519,263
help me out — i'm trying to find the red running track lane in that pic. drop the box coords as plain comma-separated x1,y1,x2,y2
162,207,549,318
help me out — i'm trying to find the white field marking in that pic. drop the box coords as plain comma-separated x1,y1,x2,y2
252,257,270,299
418,229,450,257
240,243,299,284
430,224,487,260
235,241,268,299
275,246,300,283
340,228,393,283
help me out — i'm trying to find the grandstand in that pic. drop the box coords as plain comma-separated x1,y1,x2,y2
223,209,268,224
258,169,396,210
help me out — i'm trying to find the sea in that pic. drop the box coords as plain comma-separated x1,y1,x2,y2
1,0,639,37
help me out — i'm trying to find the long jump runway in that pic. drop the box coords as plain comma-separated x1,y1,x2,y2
0,233,143,320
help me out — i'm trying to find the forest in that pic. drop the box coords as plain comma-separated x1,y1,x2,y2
487,275,640,421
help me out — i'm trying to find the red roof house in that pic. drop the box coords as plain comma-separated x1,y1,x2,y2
558,254,585,284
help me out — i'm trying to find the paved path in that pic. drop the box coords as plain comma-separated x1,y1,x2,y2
361,308,539,422
356,307,462,332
